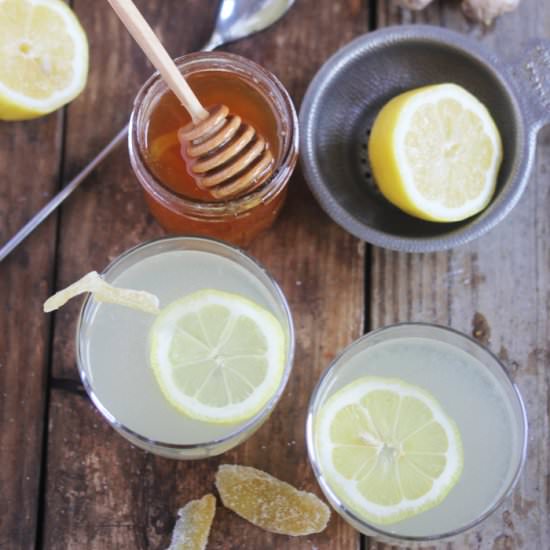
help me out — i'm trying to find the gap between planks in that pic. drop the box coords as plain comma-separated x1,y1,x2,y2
34,61,72,550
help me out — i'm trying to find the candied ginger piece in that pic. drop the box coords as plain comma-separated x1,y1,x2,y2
43,271,160,314
215,464,330,536
167,494,216,550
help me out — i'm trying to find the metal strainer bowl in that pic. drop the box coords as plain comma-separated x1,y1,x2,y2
299,25,550,252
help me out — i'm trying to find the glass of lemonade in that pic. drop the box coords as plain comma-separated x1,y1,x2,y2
76,236,294,459
306,323,527,544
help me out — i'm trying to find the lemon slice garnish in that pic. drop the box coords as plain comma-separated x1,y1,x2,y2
316,376,463,525
0,0,89,120
149,289,286,424
368,83,502,222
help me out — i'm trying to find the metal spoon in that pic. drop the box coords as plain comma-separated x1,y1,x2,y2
0,0,295,263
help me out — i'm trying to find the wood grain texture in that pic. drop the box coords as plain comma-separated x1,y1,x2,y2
371,1,550,548
42,1,367,549
0,109,63,546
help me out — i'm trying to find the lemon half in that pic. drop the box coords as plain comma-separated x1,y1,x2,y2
150,289,286,424
368,83,502,222
0,0,89,120
315,376,463,525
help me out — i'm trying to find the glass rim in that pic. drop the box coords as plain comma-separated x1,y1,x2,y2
305,322,529,543
128,51,299,218
75,235,296,452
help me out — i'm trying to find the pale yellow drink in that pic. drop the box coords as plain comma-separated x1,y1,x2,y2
307,325,527,541
77,237,293,458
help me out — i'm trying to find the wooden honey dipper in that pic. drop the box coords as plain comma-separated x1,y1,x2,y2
108,0,274,200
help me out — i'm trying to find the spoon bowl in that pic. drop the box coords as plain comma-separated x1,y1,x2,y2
205,0,296,51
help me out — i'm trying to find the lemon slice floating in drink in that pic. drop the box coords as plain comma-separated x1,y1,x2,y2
150,289,286,424
0,0,89,120
368,83,502,222
315,376,463,525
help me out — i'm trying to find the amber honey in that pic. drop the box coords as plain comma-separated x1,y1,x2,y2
129,52,298,246
146,72,280,201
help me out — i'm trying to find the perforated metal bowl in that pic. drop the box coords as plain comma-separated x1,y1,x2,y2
299,25,550,252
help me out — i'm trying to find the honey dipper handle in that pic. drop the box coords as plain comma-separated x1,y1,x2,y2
107,0,209,123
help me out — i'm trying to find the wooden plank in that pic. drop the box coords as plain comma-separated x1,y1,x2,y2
0,91,63,546
370,0,550,548
43,1,367,548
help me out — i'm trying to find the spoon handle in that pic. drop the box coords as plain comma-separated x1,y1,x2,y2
0,126,128,263
107,0,209,123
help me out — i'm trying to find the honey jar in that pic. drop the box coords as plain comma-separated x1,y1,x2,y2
128,52,298,246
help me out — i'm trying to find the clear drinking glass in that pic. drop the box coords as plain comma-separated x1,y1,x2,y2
306,323,528,545
76,236,295,459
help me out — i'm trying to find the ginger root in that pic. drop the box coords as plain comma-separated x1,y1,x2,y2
461,0,520,24
396,0,521,25
396,0,435,9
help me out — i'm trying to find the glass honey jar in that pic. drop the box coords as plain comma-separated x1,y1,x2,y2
128,52,298,246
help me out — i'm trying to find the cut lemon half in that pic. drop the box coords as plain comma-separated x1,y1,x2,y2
150,289,286,424
368,83,502,222
0,0,89,120
315,376,463,525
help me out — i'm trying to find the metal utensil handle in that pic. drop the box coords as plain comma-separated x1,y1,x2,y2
0,126,128,263
0,40,219,264
509,38,550,132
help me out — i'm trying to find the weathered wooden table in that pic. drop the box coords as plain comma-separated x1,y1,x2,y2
1,1,549,548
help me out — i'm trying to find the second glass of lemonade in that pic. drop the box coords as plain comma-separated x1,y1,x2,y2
77,236,294,459
306,324,527,544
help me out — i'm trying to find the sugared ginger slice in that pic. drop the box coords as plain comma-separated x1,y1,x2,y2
215,464,330,536
43,271,160,315
167,494,216,550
